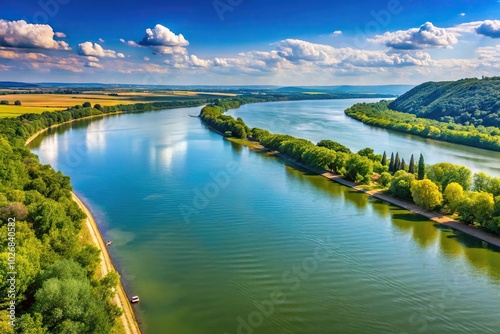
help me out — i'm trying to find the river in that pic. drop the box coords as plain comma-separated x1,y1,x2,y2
227,99,500,177
28,101,500,334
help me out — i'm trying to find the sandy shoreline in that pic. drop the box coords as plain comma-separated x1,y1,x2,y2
72,193,142,334
24,113,141,334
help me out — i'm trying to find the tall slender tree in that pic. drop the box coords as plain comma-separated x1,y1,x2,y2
395,152,401,171
408,154,415,174
381,151,387,166
401,158,406,171
418,153,425,180
389,152,395,173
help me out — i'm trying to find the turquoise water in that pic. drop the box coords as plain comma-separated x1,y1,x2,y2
29,103,500,333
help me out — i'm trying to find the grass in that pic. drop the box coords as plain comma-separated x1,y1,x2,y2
226,137,263,149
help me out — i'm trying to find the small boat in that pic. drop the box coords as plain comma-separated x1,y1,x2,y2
106,240,113,246
130,296,140,303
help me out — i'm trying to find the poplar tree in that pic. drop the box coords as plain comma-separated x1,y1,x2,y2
389,152,395,173
408,154,415,174
401,158,406,171
381,151,387,166
395,152,401,171
418,153,425,180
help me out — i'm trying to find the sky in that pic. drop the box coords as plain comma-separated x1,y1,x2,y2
0,0,500,85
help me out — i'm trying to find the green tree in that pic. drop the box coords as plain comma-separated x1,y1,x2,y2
381,151,387,166
345,154,374,184
408,154,415,174
473,172,490,191
394,152,401,171
82,102,91,108
427,162,472,191
443,182,464,213
14,100,22,106
411,179,443,210
418,154,425,180
378,172,392,187
389,170,415,199
317,140,351,153
389,152,395,173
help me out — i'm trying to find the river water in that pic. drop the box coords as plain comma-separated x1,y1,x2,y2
28,101,500,334
227,99,500,177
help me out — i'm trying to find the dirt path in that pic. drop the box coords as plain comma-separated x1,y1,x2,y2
72,193,142,334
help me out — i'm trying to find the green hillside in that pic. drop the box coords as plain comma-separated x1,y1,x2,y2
388,77,500,127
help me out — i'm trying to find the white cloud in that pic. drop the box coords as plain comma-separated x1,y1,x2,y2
55,32,67,38
127,40,139,47
119,38,125,43
459,13,466,17
190,54,213,67
84,61,103,69
332,30,342,36
476,20,500,38
143,56,150,61
138,24,189,47
369,22,458,49
77,42,124,58
0,20,70,50
98,38,105,43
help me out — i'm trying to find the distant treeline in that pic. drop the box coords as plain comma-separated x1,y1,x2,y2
345,101,500,151
199,99,500,235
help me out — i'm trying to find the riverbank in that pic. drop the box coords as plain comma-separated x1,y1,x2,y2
72,193,142,334
24,111,123,146
25,112,142,334
227,137,500,248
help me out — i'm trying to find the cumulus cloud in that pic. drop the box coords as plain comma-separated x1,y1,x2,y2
77,42,124,58
459,13,466,17
332,30,342,36
138,24,189,47
119,38,125,43
54,32,67,38
190,54,212,67
98,37,105,43
476,20,500,38
370,22,458,49
0,20,70,50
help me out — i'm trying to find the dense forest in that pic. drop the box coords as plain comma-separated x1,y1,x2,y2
200,100,500,236
388,77,500,127
345,101,500,151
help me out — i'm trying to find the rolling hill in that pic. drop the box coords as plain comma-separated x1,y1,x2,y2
388,77,500,127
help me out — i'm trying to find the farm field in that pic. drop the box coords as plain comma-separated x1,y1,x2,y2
0,90,234,117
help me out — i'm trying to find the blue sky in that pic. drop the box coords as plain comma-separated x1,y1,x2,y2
0,0,499,85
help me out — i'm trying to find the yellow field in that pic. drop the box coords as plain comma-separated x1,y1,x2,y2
0,105,66,117
0,90,236,118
